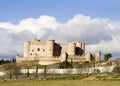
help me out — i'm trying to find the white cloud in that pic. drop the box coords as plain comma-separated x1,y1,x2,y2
0,14,120,58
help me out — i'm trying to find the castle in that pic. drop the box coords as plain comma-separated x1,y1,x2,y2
16,39,101,65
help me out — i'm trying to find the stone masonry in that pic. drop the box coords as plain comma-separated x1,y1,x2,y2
16,38,101,65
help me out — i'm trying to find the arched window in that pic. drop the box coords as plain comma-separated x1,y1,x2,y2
38,48,40,51
43,49,45,52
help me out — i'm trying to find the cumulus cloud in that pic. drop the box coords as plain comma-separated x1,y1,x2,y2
0,14,120,58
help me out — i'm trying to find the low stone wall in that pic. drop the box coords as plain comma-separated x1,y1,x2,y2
20,66,114,74
0,66,114,76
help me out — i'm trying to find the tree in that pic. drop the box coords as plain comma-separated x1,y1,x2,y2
21,60,39,78
3,63,21,79
112,58,120,75
4,63,14,79
104,53,112,61
112,66,120,75
27,66,30,78
0,59,11,65
35,65,39,78
44,65,47,79
70,58,73,68
13,64,21,79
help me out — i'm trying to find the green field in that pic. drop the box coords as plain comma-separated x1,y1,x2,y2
0,80,120,86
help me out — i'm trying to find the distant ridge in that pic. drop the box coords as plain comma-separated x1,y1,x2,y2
0,55,15,60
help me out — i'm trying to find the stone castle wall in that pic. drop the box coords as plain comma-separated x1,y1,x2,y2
16,39,101,65
24,39,85,58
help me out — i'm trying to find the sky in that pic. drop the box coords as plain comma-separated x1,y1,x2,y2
0,0,120,59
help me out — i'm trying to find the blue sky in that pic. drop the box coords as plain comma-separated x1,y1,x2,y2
0,0,120,59
0,0,120,23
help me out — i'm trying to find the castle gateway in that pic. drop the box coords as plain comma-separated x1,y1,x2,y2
16,39,101,65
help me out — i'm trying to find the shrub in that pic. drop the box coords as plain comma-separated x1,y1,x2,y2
59,61,71,68
112,66,120,75
93,69,100,74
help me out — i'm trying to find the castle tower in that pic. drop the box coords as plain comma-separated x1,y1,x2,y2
68,43,76,56
24,41,30,57
81,43,85,54
94,51,101,61
46,40,54,57
85,53,91,61
76,42,82,55
76,42,82,48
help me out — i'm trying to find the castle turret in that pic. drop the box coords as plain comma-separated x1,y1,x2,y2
68,43,76,56
85,53,91,61
46,40,54,57
76,42,82,55
24,41,30,57
94,51,101,61
76,42,82,48
81,43,85,54
61,52,67,61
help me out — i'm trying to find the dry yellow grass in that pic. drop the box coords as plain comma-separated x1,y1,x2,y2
0,80,120,86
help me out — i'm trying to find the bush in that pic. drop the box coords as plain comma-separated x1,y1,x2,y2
93,69,100,74
59,61,71,68
112,66,120,75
